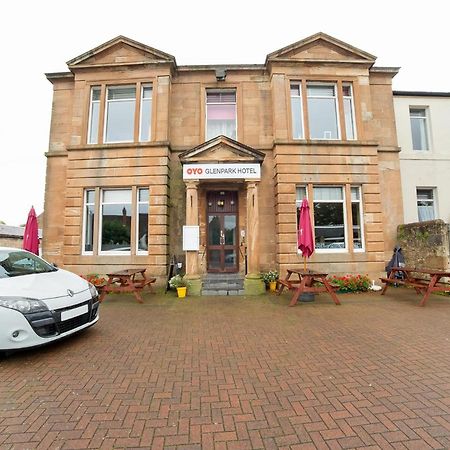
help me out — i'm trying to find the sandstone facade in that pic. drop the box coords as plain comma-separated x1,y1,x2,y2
43,33,403,284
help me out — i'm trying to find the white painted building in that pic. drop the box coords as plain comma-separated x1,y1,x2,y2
394,92,450,224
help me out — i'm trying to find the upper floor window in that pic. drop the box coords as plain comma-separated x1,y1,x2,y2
291,82,357,141
87,83,152,145
343,83,356,140
206,90,236,140
290,84,304,139
139,85,152,142
105,86,136,143
307,84,340,140
410,108,429,150
416,188,435,221
88,87,101,144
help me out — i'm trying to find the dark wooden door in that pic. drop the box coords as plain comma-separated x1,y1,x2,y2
206,191,238,273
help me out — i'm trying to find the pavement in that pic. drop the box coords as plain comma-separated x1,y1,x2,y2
1,288,450,449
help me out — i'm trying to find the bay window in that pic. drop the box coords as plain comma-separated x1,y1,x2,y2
206,90,237,140
105,86,136,143
351,186,364,250
296,184,365,253
88,87,101,144
307,84,339,140
313,186,346,250
291,81,356,140
86,83,153,144
82,187,149,255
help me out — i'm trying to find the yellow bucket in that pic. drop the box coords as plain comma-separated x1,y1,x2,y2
177,287,187,298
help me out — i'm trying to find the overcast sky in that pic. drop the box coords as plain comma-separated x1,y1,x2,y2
1,0,448,226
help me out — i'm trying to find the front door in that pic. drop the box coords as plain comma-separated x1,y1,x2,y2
207,191,238,273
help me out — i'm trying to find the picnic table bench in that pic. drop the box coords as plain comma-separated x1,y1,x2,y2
277,269,341,307
380,267,450,306
98,268,156,303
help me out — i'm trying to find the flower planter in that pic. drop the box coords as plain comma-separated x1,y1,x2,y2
177,287,187,298
269,281,277,292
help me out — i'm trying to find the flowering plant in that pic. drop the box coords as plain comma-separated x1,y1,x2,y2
327,274,371,293
169,274,190,289
80,274,107,287
261,270,279,283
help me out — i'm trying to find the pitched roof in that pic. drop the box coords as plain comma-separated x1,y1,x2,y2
66,35,176,68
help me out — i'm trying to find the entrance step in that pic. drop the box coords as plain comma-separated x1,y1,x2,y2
201,274,245,296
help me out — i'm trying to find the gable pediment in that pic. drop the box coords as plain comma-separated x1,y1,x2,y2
180,135,265,163
266,32,376,65
67,36,176,68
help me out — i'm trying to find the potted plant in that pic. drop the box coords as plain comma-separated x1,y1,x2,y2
261,270,279,292
169,274,190,298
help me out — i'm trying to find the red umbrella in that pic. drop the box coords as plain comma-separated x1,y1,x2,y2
298,198,314,270
23,206,39,255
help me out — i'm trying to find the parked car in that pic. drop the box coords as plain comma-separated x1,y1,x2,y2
0,247,99,353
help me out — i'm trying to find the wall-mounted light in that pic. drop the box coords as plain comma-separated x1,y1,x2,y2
217,200,225,207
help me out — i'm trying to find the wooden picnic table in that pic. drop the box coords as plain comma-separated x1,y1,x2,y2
98,268,156,303
277,268,341,307
380,267,450,306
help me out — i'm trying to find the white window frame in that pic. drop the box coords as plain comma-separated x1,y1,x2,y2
205,89,237,141
104,85,136,144
139,84,152,142
351,186,365,252
136,188,149,255
343,83,357,140
416,187,436,221
409,107,430,151
306,82,341,140
82,189,95,255
290,82,305,140
312,185,347,253
98,188,133,255
87,87,101,144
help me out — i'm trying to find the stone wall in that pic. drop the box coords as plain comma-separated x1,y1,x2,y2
397,220,450,270
0,237,22,249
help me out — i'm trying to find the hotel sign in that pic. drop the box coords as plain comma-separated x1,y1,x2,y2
183,163,261,180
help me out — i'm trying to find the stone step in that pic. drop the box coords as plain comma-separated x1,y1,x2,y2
202,289,246,296
202,282,244,290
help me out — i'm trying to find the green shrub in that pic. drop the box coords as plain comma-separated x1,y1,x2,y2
327,274,371,293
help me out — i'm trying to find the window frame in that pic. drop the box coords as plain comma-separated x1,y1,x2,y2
416,187,436,221
98,188,133,256
81,189,96,255
205,89,237,141
342,83,357,140
351,186,365,252
87,87,101,145
306,82,341,140
136,188,149,255
103,85,137,144
290,82,305,140
409,107,430,151
139,84,153,142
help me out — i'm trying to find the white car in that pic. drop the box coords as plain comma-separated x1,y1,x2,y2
0,247,99,353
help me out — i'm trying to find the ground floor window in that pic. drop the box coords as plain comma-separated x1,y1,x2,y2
296,184,365,253
416,188,436,221
82,187,149,255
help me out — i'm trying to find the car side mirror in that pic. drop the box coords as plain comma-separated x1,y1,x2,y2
52,263,58,268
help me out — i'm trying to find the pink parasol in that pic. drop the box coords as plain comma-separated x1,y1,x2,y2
23,206,39,255
297,198,314,270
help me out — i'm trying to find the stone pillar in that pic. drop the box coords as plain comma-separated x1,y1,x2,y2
244,180,265,294
184,181,202,295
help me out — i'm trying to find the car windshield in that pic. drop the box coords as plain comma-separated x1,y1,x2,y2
0,250,56,278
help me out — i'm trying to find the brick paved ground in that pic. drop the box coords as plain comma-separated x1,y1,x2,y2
1,288,450,449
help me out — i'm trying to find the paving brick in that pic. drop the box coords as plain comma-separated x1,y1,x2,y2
1,291,450,449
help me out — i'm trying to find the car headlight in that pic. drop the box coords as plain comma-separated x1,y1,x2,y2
0,297,49,314
88,283,98,299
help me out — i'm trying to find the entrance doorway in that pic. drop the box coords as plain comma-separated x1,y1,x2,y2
206,190,238,273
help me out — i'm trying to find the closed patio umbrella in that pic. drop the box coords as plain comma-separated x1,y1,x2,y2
298,198,314,270
23,206,39,255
